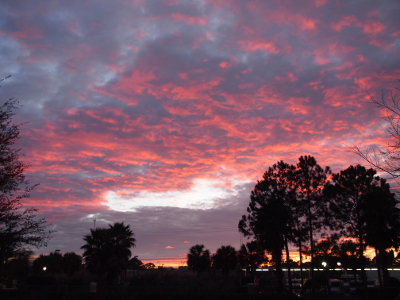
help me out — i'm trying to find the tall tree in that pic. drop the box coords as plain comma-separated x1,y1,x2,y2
212,245,238,277
325,165,380,285
0,93,52,270
295,155,330,281
108,222,136,276
187,244,211,275
239,160,298,291
81,222,135,280
362,178,400,287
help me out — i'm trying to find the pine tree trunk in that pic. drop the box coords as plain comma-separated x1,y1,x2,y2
285,235,293,297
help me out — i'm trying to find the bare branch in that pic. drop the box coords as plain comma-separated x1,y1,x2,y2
351,83,400,177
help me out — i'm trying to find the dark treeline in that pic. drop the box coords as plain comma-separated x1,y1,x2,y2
238,156,400,293
184,156,400,298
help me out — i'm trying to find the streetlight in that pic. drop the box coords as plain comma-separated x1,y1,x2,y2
322,262,327,268
43,267,47,271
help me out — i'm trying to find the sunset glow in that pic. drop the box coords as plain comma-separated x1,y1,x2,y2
1,0,399,266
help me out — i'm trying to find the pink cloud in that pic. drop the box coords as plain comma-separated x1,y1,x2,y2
171,13,207,25
331,15,360,32
363,20,385,34
4,0,399,264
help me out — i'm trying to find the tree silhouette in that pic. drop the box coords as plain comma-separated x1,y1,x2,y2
325,165,380,285
142,262,156,270
295,155,330,281
81,222,135,280
362,178,400,287
128,256,143,270
81,227,109,278
0,94,52,271
212,245,238,276
311,234,343,270
238,241,267,275
187,244,211,275
5,249,33,279
61,252,82,277
337,239,360,270
32,251,63,275
239,160,298,291
314,235,336,257
350,84,400,177
108,222,136,276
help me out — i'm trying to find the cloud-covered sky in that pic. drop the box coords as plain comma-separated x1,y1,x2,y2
1,0,400,266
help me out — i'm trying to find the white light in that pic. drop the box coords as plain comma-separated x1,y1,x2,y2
103,179,238,212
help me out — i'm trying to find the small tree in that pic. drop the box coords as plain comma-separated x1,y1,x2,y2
61,252,82,277
187,244,211,275
128,256,143,270
4,249,32,279
212,245,237,276
142,262,155,270
32,251,63,275
238,241,267,275
0,87,52,270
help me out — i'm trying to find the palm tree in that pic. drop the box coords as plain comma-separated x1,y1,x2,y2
212,245,238,276
81,222,135,280
81,227,110,278
108,222,136,277
187,244,211,275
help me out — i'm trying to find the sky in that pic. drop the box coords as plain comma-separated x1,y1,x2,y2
1,0,400,267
